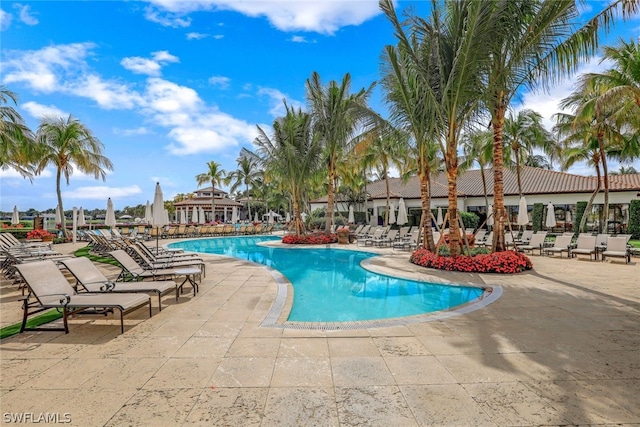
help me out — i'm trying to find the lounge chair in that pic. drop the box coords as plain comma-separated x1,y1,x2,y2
125,244,205,277
516,232,547,255
362,228,385,246
544,235,573,257
108,250,177,281
14,260,151,334
60,257,179,310
569,235,596,260
602,236,631,264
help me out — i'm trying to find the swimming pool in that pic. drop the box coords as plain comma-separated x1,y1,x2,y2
169,236,488,323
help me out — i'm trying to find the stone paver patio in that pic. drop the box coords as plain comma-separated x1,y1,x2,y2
1,238,638,426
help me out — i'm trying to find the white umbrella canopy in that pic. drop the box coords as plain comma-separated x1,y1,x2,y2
436,207,443,226
397,198,408,226
78,207,86,227
487,205,494,227
199,206,206,224
151,183,166,227
144,201,152,224
348,205,355,224
11,205,19,225
285,211,291,223
232,206,239,224
105,198,117,228
254,212,259,223
180,208,186,224
388,203,396,225
191,206,198,224
517,196,529,226
545,202,556,228
164,209,170,226
566,209,572,224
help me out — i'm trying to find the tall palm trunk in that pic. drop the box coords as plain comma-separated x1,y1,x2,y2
597,129,610,233
246,184,252,220
492,97,507,252
293,198,304,236
446,135,461,256
384,172,390,226
56,169,67,237
210,180,216,222
418,158,435,252
580,161,602,233
325,157,336,232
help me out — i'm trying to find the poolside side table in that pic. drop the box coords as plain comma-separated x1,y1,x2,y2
174,267,201,298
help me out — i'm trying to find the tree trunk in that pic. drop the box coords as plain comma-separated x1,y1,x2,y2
211,180,216,222
492,98,507,252
598,130,610,233
56,168,67,237
325,159,336,233
419,163,435,252
580,163,602,233
246,183,252,220
446,136,460,257
293,198,304,236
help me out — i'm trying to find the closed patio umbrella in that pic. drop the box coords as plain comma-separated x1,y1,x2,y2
348,205,354,224
78,207,86,227
388,203,396,225
285,211,291,223
545,202,556,229
437,207,443,226
254,212,259,223
487,205,494,227
397,198,408,226
11,205,19,225
180,208,186,224
517,196,529,227
151,182,166,251
144,200,152,224
199,206,206,224
105,198,117,229
55,205,62,225
232,206,238,224
192,206,198,224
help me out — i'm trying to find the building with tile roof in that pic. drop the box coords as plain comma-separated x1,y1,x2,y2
310,166,640,232
173,187,243,223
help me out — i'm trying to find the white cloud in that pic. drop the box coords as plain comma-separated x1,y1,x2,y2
113,126,151,136
2,42,95,92
144,0,381,34
121,50,179,76
186,32,207,40
21,101,67,119
290,35,315,43
63,185,142,199
0,167,52,179
14,3,38,25
258,87,303,117
68,74,141,110
208,75,230,89
143,6,191,27
0,9,12,30
213,34,224,39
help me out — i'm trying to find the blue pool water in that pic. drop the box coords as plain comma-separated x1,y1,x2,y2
169,236,485,322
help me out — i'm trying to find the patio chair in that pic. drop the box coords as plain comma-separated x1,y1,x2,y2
108,250,176,281
60,257,179,310
516,232,547,255
14,260,151,334
517,230,534,244
569,235,596,260
377,229,399,247
362,228,385,247
544,235,573,258
125,244,205,277
602,236,631,264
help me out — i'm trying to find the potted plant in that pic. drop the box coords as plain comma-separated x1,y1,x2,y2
26,229,55,242
337,226,351,244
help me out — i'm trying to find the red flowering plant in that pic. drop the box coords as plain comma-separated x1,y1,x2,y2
282,232,338,245
410,248,532,274
26,229,55,240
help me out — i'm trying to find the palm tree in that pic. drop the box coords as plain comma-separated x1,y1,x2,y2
382,0,493,256
503,109,553,197
460,129,494,219
195,160,227,222
255,103,322,236
0,86,36,179
305,71,374,233
226,156,261,221
35,115,113,236
611,165,638,175
482,0,638,251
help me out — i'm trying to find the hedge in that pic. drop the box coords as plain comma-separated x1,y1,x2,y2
629,200,640,239
532,203,544,232
574,201,587,235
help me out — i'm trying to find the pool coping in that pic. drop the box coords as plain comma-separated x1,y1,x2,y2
168,237,503,331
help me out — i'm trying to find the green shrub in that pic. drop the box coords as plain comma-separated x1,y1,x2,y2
532,203,544,232
574,201,587,235
629,200,640,239
460,211,479,230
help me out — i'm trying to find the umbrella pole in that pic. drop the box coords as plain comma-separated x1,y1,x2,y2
156,227,160,253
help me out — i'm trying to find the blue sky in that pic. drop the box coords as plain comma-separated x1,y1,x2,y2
1,0,639,213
